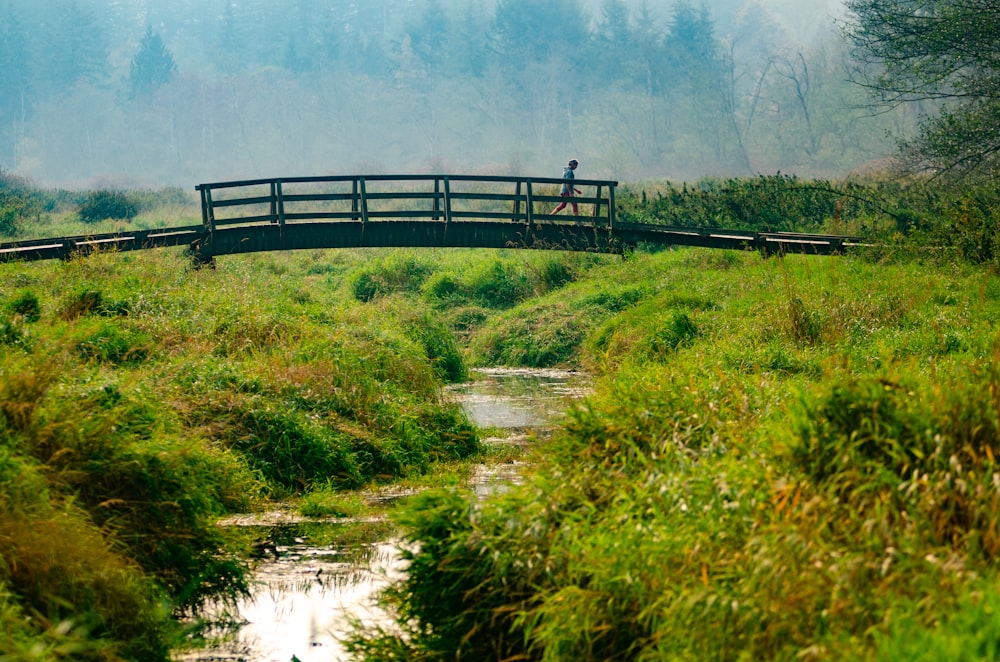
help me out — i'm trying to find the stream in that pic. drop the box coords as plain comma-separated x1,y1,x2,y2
174,368,589,662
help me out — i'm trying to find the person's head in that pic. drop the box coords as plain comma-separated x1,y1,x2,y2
568,158,578,169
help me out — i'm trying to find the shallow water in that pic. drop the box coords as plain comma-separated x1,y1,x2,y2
174,368,589,662
447,367,590,431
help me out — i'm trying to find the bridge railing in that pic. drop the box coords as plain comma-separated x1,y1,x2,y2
195,174,618,233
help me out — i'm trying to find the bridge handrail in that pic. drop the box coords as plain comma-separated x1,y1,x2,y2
194,173,617,190
195,174,619,234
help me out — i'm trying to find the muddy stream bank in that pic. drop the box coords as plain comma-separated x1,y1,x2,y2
175,368,590,662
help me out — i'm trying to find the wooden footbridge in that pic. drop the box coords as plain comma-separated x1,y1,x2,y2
0,174,866,263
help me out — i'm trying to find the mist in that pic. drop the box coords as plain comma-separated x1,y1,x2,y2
0,0,907,190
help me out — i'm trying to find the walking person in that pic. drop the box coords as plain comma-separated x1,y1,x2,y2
552,158,581,215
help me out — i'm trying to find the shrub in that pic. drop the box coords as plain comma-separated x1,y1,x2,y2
402,309,467,382
0,507,174,660
0,170,42,237
74,320,152,365
351,252,432,302
6,291,40,323
469,260,532,308
79,189,138,223
59,288,109,320
0,317,28,349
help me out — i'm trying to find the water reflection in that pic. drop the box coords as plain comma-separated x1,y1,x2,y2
176,522,400,662
175,368,589,662
447,367,590,430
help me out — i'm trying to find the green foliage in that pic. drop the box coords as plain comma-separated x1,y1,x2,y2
864,585,1000,661
6,290,41,323
618,174,883,232
352,244,1000,660
845,0,1000,179
299,487,370,518
468,259,532,308
0,506,174,661
350,251,432,301
0,317,29,349
129,26,177,97
74,319,152,364
0,171,44,238
9,174,1000,660
789,367,1000,557
79,189,139,223
0,245,487,657
397,307,468,383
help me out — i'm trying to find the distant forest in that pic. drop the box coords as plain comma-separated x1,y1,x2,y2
0,0,919,188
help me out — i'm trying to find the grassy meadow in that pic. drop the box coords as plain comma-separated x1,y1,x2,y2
2,174,1000,659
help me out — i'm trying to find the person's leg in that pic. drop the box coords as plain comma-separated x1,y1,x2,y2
571,201,579,214
553,201,567,214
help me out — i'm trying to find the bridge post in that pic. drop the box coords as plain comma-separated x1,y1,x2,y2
442,176,452,238
524,179,535,246
269,181,277,223
512,180,522,223
275,179,286,231
358,177,369,242
199,187,209,228
201,187,216,232
609,184,615,232
525,180,535,225
433,178,441,221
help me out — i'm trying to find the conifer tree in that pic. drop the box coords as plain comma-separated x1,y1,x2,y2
129,26,177,97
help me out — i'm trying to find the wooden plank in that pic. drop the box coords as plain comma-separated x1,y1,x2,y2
282,192,356,202
197,174,620,189
200,187,209,228
448,192,526,202
283,211,363,221
213,214,277,225
210,195,274,208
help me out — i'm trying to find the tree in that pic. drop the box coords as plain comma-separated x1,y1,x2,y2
0,2,31,123
845,0,1000,179
662,2,749,171
129,27,177,97
38,0,108,92
594,0,632,79
406,0,451,72
490,0,589,75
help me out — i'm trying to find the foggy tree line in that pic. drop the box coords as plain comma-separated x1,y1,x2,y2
0,0,910,188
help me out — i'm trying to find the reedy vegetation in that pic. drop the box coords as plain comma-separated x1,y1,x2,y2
0,242,484,659
346,185,1000,658
2,176,1000,658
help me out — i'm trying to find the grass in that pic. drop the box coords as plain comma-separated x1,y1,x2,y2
347,245,1000,660
0,244,488,659
5,176,1000,659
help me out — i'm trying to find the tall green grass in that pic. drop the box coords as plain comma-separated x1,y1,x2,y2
350,245,1000,660
5,176,1000,659
0,244,483,659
